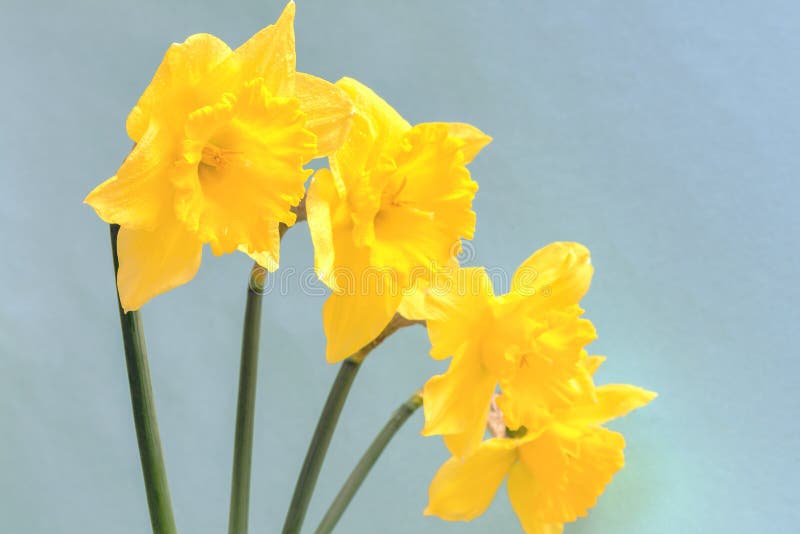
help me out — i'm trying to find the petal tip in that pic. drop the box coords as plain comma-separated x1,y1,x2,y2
325,344,347,364
278,1,296,22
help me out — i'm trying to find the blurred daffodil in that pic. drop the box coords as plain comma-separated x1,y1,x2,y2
306,77,491,362
425,358,656,533
420,242,596,457
85,2,352,311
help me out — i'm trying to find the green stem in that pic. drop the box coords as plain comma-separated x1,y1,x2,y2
315,392,423,534
109,224,177,534
227,205,302,533
228,263,266,534
282,315,419,534
282,357,362,534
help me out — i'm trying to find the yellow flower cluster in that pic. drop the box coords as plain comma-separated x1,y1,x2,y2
413,245,656,532
85,3,654,531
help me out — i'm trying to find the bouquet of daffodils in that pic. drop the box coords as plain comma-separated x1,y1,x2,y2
85,4,655,533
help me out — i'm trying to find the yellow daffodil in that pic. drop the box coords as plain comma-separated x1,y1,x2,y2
425,361,656,533
306,77,491,362
420,242,596,457
85,2,353,311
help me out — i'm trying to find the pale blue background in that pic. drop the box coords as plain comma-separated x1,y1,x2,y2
1,0,798,532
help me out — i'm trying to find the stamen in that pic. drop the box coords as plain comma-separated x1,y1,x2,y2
380,174,409,208
392,175,408,201
200,144,241,169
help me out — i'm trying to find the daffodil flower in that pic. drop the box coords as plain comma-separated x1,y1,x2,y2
85,2,353,311
425,361,656,533
306,77,491,362
420,242,597,457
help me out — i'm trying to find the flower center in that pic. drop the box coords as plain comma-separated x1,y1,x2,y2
200,144,240,169
379,174,408,208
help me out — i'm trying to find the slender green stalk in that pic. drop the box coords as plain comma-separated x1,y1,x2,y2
282,316,420,534
227,201,303,533
228,263,267,534
282,357,362,534
315,391,423,534
109,224,177,534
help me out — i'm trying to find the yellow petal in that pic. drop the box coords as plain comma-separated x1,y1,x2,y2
84,125,172,230
334,77,410,173
442,413,490,459
396,285,428,321
441,122,492,164
127,33,233,141
240,221,282,271
116,220,203,311
507,242,593,310
233,1,296,97
564,384,657,427
584,354,606,376
295,72,354,156
322,290,402,363
422,347,497,457
424,439,516,521
370,205,462,279
425,267,494,359
392,123,479,213
306,168,341,286
497,362,577,432
517,427,625,523
507,463,563,534
527,524,563,534
336,76,409,141
535,308,597,357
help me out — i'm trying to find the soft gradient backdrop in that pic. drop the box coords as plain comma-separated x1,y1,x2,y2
1,0,797,532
